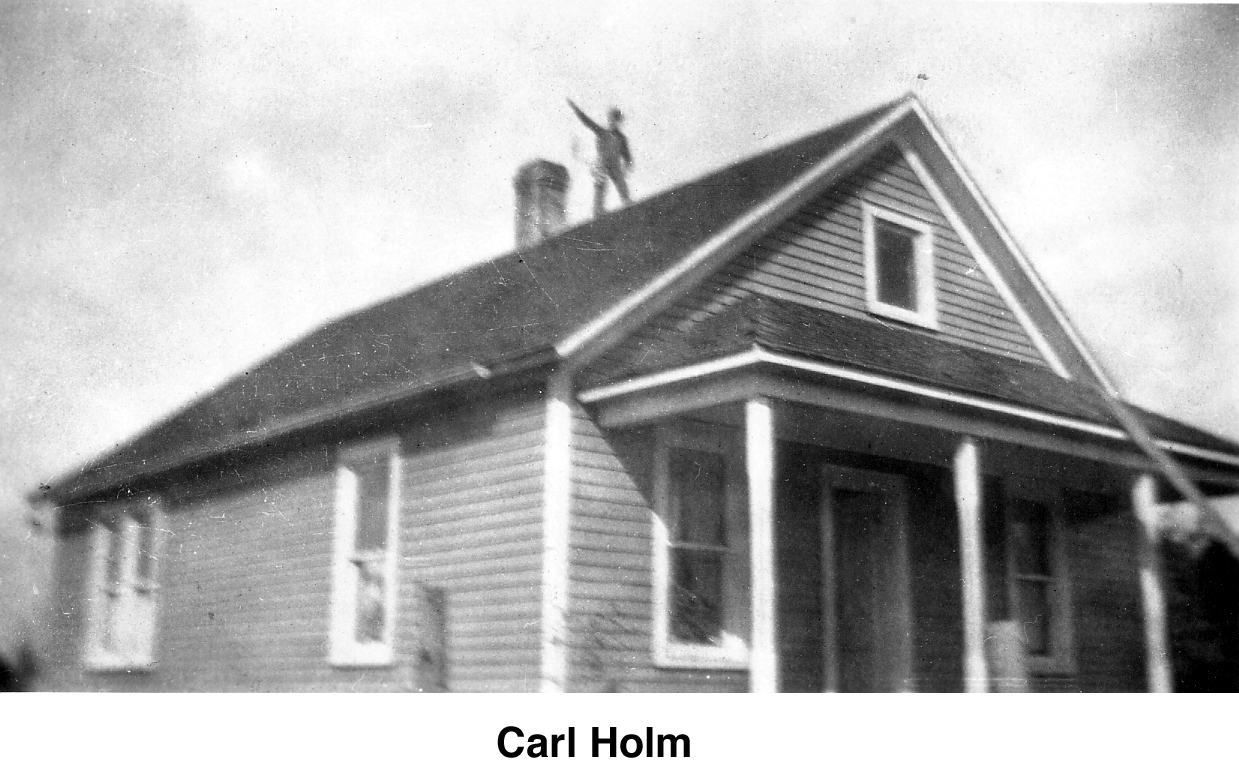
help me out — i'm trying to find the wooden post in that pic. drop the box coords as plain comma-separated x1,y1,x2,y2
1133,473,1173,693
746,397,779,693
954,436,988,692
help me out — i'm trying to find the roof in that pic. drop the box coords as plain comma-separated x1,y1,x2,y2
41,96,1239,502
45,101,902,502
583,294,1239,459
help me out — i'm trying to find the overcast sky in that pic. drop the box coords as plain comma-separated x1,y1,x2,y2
2,1,1237,544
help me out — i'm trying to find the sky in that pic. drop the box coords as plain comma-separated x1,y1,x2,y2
1,1,1237,643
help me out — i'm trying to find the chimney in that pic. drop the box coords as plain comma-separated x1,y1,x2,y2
514,159,569,249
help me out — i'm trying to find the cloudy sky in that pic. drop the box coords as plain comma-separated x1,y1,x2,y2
1,1,1237,622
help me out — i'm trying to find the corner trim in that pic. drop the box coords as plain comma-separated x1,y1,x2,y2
539,370,574,692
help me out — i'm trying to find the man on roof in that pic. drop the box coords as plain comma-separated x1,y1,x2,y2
568,98,633,216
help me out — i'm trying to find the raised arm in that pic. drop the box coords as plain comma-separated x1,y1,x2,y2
567,98,602,134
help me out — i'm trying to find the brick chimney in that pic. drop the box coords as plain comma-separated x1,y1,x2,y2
514,159,569,249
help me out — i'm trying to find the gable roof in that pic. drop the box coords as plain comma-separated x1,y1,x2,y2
40,96,1239,503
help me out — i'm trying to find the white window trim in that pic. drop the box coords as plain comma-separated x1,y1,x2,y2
84,497,162,673
330,436,401,668
652,423,750,669
1004,479,1075,677
861,201,938,329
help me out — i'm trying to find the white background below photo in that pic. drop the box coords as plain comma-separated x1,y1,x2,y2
4,695,1238,778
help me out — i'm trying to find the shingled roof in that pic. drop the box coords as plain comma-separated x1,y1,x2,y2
583,294,1239,459
41,96,1239,502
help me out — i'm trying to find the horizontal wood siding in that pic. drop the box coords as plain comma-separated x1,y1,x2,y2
1063,511,1145,692
565,409,746,692
591,144,1046,383
41,390,545,692
402,391,545,692
905,464,966,692
40,523,92,691
775,443,825,692
42,448,416,691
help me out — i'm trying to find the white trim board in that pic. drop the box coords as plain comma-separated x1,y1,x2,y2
539,370,574,692
651,423,750,671
329,436,401,668
577,347,1239,471
861,200,939,330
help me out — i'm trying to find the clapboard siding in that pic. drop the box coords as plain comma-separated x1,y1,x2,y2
591,144,1046,384
904,465,966,692
775,443,826,693
564,408,747,692
40,525,93,691
42,389,546,692
42,446,423,691
1066,511,1146,692
402,390,546,692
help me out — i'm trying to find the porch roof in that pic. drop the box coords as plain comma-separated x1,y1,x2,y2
580,294,1239,461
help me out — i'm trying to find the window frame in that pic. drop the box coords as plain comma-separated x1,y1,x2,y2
861,201,938,329
84,497,162,672
651,423,750,669
330,436,402,668
1003,479,1074,676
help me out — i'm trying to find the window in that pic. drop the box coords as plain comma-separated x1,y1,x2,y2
1004,483,1072,673
331,438,401,666
652,424,749,668
85,500,160,671
862,202,937,328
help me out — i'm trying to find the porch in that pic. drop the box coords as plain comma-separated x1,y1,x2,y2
576,357,1239,692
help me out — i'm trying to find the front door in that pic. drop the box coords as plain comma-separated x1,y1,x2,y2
820,466,913,692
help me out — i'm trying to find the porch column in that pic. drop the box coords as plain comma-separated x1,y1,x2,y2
1133,473,1173,692
746,396,779,693
953,436,988,692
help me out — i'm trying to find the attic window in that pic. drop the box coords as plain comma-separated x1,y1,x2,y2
862,203,937,328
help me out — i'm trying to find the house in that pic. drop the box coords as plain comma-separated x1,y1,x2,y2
33,94,1239,692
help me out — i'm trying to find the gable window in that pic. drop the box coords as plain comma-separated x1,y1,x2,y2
862,202,937,328
331,437,401,667
85,500,161,671
1004,483,1072,674
652,424,749,668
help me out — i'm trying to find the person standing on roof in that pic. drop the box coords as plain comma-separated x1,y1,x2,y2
568,98,633,216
